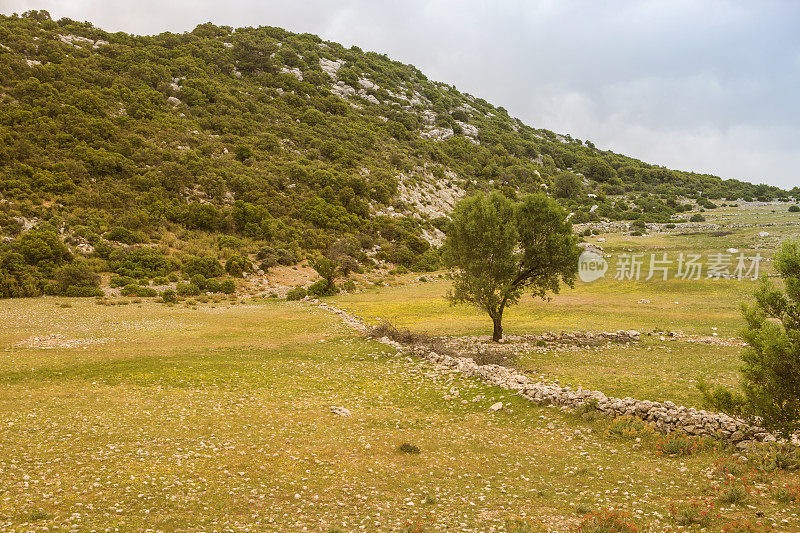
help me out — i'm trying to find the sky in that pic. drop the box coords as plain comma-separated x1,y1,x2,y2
2,0,798,188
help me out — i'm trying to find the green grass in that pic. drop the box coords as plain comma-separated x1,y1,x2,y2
0,298,797,531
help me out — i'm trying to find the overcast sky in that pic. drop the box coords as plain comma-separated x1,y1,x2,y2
3,0,798,188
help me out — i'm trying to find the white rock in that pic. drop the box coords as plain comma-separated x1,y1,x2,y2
489,402,503,412
330,406,351,417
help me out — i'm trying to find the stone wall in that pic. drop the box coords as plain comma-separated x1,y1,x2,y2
316,300,782,449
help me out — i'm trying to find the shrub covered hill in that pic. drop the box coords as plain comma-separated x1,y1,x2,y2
0,10,792,297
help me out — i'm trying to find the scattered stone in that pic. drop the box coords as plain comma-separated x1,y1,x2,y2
489,402,503,412
330,406,351,417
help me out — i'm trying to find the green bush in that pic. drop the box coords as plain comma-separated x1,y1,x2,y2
161,289,177,303
121,284,157,297
0,251,42,298
182,256,224,278
176,282,201,296
308,278,339,297
690,214,706,222
286,286,307,301
104,227,142,244
109,247,177,278
225,255,251,277
205,278,222,293
48,259,103,297
790,205,800,213
110,275,137,288
219,279,236,294
190,274,207,290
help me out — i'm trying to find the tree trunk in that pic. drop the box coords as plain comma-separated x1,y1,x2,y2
492,315,503,342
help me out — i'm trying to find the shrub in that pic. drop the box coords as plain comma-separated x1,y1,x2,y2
341,279,356,292
576,509,640,532
219,278,236,294
789,205,800,213
397,443,420,454
286,286,307,301
176,282,200,296
606,416,652,439
182,256,224,278
104,227,142,244
669,500,715,527
190,274,207,290
109,247,177,278
657,435,700,456
717,479,749,506
109,276,136,288
168,273,179,282
690,213,706,222
0,251,42,298
49,259,103,297
218,235,243,249
161,289,177,303
121,284,157,297
225,254,251,277
205,278,222,293
308,278,339,297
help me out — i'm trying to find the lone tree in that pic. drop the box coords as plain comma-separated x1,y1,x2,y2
444,192,580,342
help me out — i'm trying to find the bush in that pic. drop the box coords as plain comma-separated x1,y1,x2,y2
109,247,177,278
690,213,706,222
176,282,200,296
182,256,224,278
789,205,800,213
110,275,137,288
219,278,236,294
49,259,102,297
576,509,640,532
397,443,420,454
104,227,142,244
308,278,339,297
657,435,701,456
161,288,177,303
669,500,715,527
0,251,42,298
190,274,207,290
225,254,251,277
218,235,243,249
205,278,222,293
286,286,307,301
121,284,157,297
341,279,356,292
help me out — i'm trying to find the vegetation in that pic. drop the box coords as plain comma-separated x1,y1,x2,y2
700,240,800,436
444,192,579,341
0,11,790,299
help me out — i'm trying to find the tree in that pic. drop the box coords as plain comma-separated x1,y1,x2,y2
700,240,800,436
309,256,339,297
444,192,580,341
552,171,584,200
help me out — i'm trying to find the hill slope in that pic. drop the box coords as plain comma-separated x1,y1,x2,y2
0,10,790,297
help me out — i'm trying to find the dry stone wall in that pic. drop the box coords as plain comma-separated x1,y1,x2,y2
314,300,782,449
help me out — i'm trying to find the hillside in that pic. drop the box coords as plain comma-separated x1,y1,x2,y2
0,9,791,298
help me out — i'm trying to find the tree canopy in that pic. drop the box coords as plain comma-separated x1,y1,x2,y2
444,192,580,341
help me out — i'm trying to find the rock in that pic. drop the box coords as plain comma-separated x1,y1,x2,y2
489,402,503,412
758,231,770,237
330,406,351,417
167,96,181,106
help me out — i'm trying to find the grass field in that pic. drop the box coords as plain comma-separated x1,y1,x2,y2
2,298,800,531
2,202,800,531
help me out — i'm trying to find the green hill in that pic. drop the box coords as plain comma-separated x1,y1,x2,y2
0,10,789,297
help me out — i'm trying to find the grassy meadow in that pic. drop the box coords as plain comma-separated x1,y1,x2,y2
1,202,800,531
